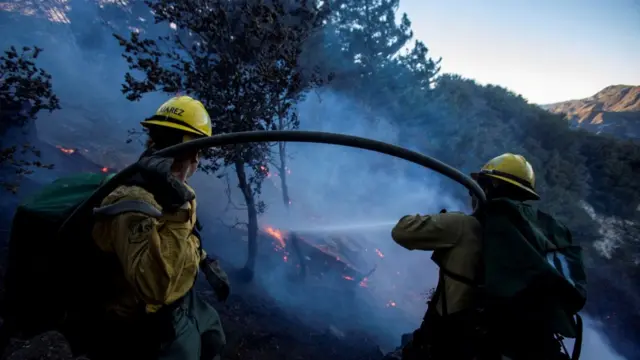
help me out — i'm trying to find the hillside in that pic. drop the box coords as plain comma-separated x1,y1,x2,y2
542,85,640,139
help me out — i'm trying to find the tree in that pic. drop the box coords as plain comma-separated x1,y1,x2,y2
323,0,440,107
302,0,440,130
115,0,326,281
0,45,60,193
328,0,413,85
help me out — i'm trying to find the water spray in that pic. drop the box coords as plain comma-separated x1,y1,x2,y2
288,220,398,234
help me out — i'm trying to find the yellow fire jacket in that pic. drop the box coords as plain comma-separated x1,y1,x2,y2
92,184,204,316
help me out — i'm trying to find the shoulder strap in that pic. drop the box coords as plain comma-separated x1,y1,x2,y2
93,200,163,218
571,313,583,360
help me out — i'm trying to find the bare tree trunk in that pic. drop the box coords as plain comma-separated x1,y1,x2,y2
234,156,258,282
277,140,291,209
275,114,307,280
276,115,291,209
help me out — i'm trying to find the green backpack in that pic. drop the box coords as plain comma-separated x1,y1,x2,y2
481,199,586,322
477,198,587,358
1,172,117,343
1,171,191,352
423,199,587,359
399,199,587,360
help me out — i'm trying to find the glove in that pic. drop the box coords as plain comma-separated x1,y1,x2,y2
200,256,231,302
136,155,195,211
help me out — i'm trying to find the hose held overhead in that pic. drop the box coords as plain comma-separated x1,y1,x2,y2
58,130,485,235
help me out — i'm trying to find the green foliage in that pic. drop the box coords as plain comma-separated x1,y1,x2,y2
115,0,325,203
313,0,440,112
580,133,640,219
0,45,60,193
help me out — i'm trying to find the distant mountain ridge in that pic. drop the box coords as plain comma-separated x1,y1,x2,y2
542,85,640,139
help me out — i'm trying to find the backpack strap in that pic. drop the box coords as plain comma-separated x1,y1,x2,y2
571,313,583,360
92,200,163,218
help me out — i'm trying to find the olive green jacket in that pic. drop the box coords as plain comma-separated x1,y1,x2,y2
392,212,482,315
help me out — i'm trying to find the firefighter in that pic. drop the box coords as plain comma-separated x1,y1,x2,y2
89,96,229,360
391,153,585,360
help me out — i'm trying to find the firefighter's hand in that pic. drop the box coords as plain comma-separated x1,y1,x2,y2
136,155,195,211
200,256,231,302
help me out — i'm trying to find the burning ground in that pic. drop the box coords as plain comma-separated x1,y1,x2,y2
190,222,426,360
210,222,427,324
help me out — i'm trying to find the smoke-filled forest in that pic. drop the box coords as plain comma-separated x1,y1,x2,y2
0,0,639,359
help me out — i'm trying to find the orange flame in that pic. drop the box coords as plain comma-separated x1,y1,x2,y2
101,167,109,173
56,145,75,154
264,226,286,248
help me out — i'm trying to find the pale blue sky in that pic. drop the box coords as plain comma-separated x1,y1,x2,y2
397,0,640,104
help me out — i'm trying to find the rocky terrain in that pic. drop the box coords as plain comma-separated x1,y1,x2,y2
542,85,640,139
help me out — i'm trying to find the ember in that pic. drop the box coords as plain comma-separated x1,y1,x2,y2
56,145,75,154
259,165,271,178
374,248,384,258
101,167,109,173
385,300,397,308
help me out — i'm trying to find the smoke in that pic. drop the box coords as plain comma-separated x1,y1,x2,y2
565,316,626,360
256,89,629,358
0,1,630,359
0,2,168,167
240,89,462,344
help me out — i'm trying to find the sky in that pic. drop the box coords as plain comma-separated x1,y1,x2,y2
398,0,640,104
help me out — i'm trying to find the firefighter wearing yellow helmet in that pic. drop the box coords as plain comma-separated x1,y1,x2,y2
389,153,585,360
471,153,539,200
142,95,213,138
89,96,229,360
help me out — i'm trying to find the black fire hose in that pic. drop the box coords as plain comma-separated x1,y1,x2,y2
57,130,486,270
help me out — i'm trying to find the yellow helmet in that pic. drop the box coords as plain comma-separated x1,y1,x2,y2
472,153,540,200
141,96,212,138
